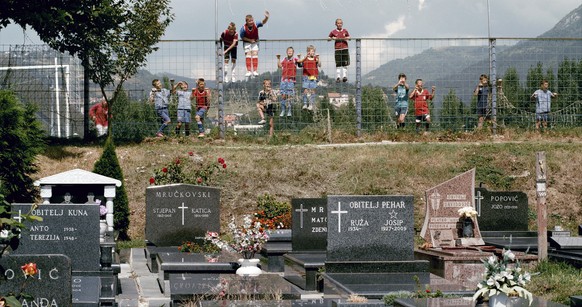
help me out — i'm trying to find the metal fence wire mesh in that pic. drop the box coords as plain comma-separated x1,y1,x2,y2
1,37,581,139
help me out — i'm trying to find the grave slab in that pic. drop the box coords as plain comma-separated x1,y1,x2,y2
146,184,220,246
420,169,485,248
169,273,301,303
474,188,528,232
12,203,101,271
291,198,328,252
549,237,582,250
72,276,101,306
0,254,72,306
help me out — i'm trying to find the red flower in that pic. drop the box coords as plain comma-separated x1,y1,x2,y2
189,151,194,156
162,167,168,173
218,157,225,164
175,158,180,165
21,262,38,278
149,177,155,184
426,289,431,293
222,163,227,169
197,177,203,184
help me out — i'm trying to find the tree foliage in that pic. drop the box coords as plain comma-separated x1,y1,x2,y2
0,91,45,203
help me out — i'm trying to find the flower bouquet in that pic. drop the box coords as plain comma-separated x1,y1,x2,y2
472,249,533,305
458,206,477,218
97,199,107,219
205,215,269,259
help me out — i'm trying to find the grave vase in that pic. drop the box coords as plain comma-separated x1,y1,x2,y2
99,220,107,242
236,258,261,277
462,217,474,238
488,293,521,307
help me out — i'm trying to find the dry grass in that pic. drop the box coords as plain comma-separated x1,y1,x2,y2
35,130,582,240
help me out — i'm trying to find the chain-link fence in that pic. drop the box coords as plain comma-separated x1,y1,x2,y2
1,37,581,139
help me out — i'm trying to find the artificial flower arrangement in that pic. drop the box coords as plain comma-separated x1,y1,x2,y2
205,215,269,259
97,199,107,219
472,249,533,305
458,206,478,218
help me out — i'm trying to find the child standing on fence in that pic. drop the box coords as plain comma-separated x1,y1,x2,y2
392,73,409,129
191,78,211,138
149,79,171,137
172,81,191,136
409,79,435,134
328,18,350,83
240,11,269,77
277,47,300,117
256,79,277,136
297,45,320,111
221,22,238,83
473,74,490,129
531,80,558,131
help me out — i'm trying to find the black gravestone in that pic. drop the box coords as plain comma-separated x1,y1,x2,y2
291,198,327,252
72,276,101,305
146,184,220,246
11,203,100,271
475,188,528,231
327,195,414,262
578,225,582,236
0,254,72,306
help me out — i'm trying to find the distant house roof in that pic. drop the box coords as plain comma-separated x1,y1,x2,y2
33,168,122,187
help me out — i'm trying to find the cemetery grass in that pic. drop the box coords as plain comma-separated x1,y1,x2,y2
36,130,582,302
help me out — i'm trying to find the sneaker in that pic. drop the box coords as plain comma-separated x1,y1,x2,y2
198,133,205,138
302,105,308,110
245,71,252,77
252,71,259,76
258,119,266,125
287,112,292,117
231,75,236,82
336,77,341,83
307,105,313,111
342,77,348,82
279,111,285,117
224,76,229,83
156,132,164,138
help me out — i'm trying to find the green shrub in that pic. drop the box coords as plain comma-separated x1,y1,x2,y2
0,90,45,202
93,137,131,240
253,193,291,229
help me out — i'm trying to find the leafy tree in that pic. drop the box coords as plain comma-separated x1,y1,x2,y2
557,58,580,111
1,0,173,140
93,138,130,240
440,89,467,130
0,91,45,203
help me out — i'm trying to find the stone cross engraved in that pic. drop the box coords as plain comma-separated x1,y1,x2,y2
178,202,188,226
295,203,309,228
13,210,23,223
331,202,348,233
475,190,484,216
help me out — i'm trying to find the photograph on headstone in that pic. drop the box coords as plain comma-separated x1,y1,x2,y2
146,184,220,246
420,168,485,248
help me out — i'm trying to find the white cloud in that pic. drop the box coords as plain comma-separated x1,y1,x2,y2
385,16,407,37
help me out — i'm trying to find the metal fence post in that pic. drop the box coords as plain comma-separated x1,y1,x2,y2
490,38,497,135
356,39,362,138
215,40,225,139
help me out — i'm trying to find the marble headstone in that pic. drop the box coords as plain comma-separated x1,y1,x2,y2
146,184,220,246
291,198,327,252
0,254,72,306
420,169,485,247
326,195,414,261
11,203,100,271
475,188,529,231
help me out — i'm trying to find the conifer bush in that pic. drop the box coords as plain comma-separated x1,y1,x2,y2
93,137,131,240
